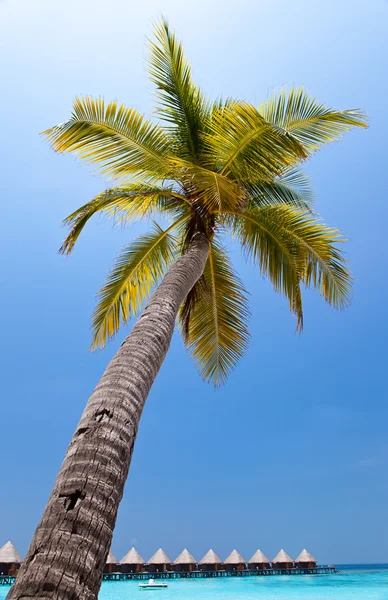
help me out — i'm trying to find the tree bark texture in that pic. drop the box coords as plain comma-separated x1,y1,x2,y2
8,234,209,600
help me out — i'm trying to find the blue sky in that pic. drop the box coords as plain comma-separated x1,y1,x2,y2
0,0,387,565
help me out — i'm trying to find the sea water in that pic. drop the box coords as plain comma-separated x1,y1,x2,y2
98,567,388,600
1,566,388,599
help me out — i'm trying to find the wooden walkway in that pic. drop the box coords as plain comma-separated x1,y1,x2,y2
101,567,337,581
0,576,15,586
0,567,337,586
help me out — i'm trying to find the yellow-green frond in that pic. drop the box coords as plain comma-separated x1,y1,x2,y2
226,206,352,328
224,208,304,328
149,19,208,158
91,220,185,348
169,157,246,212
179,240,250,386
247,168,313,211
42,97,172,181
204,101,307,183
60,184,191,255
260,87,367,151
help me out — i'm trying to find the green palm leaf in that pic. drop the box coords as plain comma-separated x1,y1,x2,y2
42,97,172,181
92,220,185,348
260,87,367,151
225,205,352,329
169,157,246,212
247,168,313,211
149,19,207,159
179,240,250,386
44,20,364,385
204,101,307,183
60,184,191,255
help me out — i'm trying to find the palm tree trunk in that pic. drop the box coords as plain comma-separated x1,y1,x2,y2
9,234,209,600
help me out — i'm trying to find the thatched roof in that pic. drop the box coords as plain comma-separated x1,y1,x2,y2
199,549,222,565
248,549,270,564
148,548,172,564
224,549,246,564
106,551,117,564
0,541,23,564
295,549,316,563
272,549,294,563
120,547,145,565
173,549,197,565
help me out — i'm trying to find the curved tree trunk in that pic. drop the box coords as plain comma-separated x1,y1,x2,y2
9,234,209,600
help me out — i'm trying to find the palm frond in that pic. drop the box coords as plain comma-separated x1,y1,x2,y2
149,19,208,158
42,97,172,181
247,168,313,211
224,208,304,328
169,157,246,212
91,220,185,348
179,239,250,386
179,274,209,338
224,206,352,329
260,87,367,151
204,101,307,183
60,184,191,255
48,24,364,384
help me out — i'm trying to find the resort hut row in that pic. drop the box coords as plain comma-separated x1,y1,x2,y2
0,541,23,576
104,546,317,573
271,549,317,569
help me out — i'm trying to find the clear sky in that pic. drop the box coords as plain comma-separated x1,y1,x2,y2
1,0,387,566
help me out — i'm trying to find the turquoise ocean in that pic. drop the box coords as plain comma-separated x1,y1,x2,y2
1,566,387,600
98,566,388,600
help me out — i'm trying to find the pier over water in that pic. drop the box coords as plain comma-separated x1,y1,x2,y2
0,566,337,586
0,567,338,585
101,566,338,580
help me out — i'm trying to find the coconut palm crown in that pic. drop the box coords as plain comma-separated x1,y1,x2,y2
44,19,366,385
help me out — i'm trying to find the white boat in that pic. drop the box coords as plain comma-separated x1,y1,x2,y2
138,579,168,590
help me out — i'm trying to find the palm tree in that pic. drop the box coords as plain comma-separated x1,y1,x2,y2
9,20,366,600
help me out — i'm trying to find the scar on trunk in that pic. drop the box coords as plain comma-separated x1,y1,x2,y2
95,408,113,423
59,490,86,511
75,427,90,437
27,546,42,565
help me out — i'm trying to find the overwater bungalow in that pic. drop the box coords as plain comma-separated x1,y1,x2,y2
272,549,294,569
120,547,145,573
295,549,317,568
0,541,23,576
173,549,197,572
198,549,223,572
147,548,172,573
103,551,118,574
224,549,246,572
248,549,271,570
